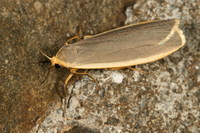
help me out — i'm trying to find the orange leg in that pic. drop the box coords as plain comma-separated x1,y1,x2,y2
83,35,93,39
64,69,100,109
127,66,147,73
65,36,79,46
70,70,101,90
65,35,93,46
64,69,100,89
64,69,78,89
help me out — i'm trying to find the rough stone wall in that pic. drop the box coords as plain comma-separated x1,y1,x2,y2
0,0,199,133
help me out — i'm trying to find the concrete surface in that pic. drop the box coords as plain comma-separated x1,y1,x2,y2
0,0,199,133
0,0,134,132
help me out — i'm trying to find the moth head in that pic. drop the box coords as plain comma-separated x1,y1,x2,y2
40,51,61,68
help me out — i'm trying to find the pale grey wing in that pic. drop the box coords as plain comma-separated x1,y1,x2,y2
56,19,185,69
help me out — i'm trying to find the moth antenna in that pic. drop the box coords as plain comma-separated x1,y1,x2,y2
33,60,50,64
41,65,51,84
39,50,52,84
40,50,51,60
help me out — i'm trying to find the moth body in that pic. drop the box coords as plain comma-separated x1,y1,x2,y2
49,19,185,69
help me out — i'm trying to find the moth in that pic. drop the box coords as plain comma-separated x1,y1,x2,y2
42,19,186,87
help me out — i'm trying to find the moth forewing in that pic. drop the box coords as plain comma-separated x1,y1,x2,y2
54,19,186,69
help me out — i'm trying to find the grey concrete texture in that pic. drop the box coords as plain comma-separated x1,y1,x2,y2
0,0,200,133
0,0,135,132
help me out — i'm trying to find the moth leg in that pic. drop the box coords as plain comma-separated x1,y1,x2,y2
65,35,93,46
84,35,93,39
64,69,78,89
64,73,75,88
71,70,101,89
127,66,147,73
65,36,79,46
76,25,93,40
63,69,79,110
64,69,100,109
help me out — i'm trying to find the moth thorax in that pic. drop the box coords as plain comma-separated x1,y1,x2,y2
50,56,59,66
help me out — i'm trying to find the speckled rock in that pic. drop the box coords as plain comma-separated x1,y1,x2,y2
32,0,200,133
0,0,135,132
1,0,200,133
